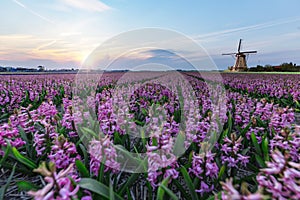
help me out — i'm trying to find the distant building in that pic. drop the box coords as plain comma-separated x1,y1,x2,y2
273,66,282,71
37,66,45,71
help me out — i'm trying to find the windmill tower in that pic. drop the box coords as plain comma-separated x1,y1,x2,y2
222,39,257,71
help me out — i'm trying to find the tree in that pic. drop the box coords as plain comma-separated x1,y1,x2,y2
37,66,45,71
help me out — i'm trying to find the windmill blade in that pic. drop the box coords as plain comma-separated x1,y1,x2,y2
237,39,242,52
240,50,257,54
222,53,236,55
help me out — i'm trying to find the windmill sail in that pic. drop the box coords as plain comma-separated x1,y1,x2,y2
222,39,257,72
237,39,242,53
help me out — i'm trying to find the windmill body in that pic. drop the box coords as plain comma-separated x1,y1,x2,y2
222,39,257,71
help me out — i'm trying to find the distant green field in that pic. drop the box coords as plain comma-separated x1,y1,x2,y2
222,71,300,74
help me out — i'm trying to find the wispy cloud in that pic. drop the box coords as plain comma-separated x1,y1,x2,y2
36,40,57,51
196,16,300,40
0,34,32,40
60,0,111,12
11,0,55,24
0,33,99,66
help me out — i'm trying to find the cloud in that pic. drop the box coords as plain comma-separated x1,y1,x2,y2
196,16,300,40
60,0,111,12
36,40,57,51
11,0,54,24
98,48,200,71
60,32,82,37
0,34,87,64
0,34,33,40
12,0,25,8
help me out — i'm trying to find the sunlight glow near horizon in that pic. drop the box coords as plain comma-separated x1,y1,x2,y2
1,0,300,69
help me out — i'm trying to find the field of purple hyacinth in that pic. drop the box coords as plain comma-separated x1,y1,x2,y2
0,72,299,200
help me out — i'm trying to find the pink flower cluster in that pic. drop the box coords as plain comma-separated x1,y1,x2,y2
221,133,250,168
189,150,219,195
221,178,265,200
0,123,25,155
48,136,81,178
89,135,120,176
61,98,82,137
28,163,79,200
257,150,300,199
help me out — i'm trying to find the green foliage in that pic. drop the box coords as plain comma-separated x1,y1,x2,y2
0,140,11,168
17,181,39,192
0,164,16,200
118,173,141,196
11,147,37,170
75,160,90,178
180,167,199,200
78,178,124,200
156,178,179,200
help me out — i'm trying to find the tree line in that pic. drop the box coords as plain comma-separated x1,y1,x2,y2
248,62,300,72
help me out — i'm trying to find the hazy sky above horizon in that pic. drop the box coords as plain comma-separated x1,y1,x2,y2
1,0,300,70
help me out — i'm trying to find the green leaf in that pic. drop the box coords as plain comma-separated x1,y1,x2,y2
0,141,11,167
75,160,90,178
173,179,189,198
79,144,89,167
98,156,106,183
0,164,16,200
18,126,30,155
80,127,98,138
218,128,228,144
193,177,200,190
114,145,144,166
157,178,168,200
20,90,30,107
118,157,146,195
251,133,262,156
109,179,115,200
118,172,140,196
255,154,266,168
79,178,123,200
17,181,39,192
218,165,226,181
0,113,9,120
140,129,147,151
173,109,181,123
281,98,289,106
141,108,148,116
241,147,250,155
152,137,158,146
256,117,267,128
262,137,269,161
180,167,199,200
12,147,37,169
126,188,133,200
173,132,186,156
247,162,259,172
114,132,122,145
227,112,233,135
240,123,251,137
161,185,179,199
134,120,145,126
157,179,179,200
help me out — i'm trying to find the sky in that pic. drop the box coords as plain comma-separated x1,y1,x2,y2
1,0,300,70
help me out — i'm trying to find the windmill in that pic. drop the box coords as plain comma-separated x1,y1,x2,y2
222,39,257,71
